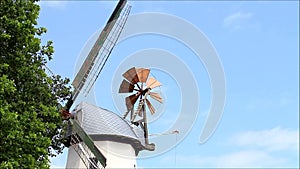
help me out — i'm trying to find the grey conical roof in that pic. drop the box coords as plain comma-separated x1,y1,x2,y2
74,102,146,153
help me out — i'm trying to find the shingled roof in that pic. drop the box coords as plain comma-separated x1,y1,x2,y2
73,102,147,154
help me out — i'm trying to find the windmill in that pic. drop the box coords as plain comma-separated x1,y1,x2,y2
56,0,138,168
119,67,163,150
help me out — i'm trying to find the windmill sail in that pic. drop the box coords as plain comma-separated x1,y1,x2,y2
149,92,163,103
72,0,131,100
146,77,161,89
68,119,107,168
62,1,132,168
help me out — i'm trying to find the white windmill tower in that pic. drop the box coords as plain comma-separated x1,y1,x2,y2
57,1,163,168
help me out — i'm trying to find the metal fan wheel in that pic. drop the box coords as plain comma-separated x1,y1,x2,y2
118,67,163,122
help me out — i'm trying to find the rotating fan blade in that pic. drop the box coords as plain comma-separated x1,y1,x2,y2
146,77,162,89
125,94,139,111
122,67,139,84
149,92,163,103
145,99,156,115
136,68,150,83
119,79,134,93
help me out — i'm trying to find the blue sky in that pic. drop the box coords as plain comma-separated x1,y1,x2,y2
38,1,299,168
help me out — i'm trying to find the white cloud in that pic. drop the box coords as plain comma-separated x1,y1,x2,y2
233,126,299,152
223,11,254,30
160,127,299,168
163,150,286,168
216,150,286,168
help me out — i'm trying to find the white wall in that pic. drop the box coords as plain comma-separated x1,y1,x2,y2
65,146,86,168
95,141,137,169
65,141,137,169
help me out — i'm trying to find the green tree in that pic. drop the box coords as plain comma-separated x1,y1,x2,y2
0,0,71,168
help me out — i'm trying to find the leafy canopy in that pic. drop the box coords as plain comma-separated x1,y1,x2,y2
0,0,71,168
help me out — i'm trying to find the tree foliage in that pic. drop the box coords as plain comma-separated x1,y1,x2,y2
0,0,71,168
